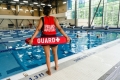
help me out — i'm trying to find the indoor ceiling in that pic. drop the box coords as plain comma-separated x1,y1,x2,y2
0,0,59,8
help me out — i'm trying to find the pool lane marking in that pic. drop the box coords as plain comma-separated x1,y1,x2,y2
1,37,13,39
8,40,21,42
15,45,32,50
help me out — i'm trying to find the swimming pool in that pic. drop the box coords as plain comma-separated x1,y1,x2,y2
0,29,120,79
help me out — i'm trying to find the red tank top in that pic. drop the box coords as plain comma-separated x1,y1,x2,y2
42,16,56,35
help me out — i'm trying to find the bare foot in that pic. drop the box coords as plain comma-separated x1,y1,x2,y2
55,66,59,70
46,71,51,75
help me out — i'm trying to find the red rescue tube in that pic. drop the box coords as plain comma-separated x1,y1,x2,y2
25,36,67,46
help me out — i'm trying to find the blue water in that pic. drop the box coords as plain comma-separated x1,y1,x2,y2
0,29,120,79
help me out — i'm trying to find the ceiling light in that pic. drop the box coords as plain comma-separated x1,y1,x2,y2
20,3,24,4
41,3,45,5
37,5,40,6
33,2,38,4
63,1,66,4
13,0,19,1
48,4,51,6
23,1,28,3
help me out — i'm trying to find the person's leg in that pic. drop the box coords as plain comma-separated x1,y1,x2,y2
51,45,58,70
43,45,51,75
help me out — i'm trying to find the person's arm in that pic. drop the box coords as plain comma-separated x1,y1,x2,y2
29,18,43,44
54,17,70,42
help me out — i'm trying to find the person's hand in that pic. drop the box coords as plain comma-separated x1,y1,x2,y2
66,36,70,43
29,39,33,45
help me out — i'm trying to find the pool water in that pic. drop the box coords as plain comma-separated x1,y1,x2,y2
0,29,120,79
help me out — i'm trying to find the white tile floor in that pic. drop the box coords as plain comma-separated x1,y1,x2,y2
40,40,120,80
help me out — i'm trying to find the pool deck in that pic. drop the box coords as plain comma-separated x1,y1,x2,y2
3,38,120,80
38,39,120,80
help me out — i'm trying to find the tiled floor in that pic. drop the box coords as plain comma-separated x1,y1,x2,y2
40,39,120,80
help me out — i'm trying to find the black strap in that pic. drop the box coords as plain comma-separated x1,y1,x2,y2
41,17,44,31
